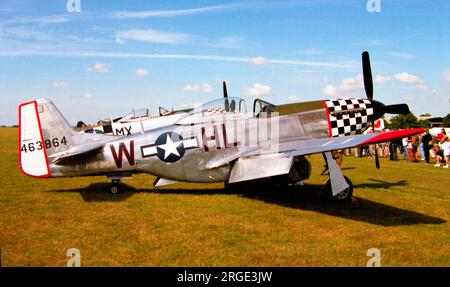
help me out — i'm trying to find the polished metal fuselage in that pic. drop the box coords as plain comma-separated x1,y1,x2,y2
50,98,372,183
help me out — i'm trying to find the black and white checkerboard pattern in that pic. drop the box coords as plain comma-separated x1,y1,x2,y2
205,107,227,115
324,98,374,137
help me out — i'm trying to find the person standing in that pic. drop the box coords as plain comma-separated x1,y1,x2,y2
389,139,401,161
413,135,420,162
442,137,450,168
421,129,432,163
407,136,414,162
419,133,426,161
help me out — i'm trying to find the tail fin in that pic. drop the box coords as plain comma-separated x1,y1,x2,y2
19,98,77,177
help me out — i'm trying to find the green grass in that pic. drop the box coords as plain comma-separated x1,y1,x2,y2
0,127,449,266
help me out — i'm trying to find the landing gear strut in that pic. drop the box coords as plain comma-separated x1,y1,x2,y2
110,180,120,194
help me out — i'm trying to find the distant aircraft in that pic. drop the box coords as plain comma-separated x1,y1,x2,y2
19,52,423,201
80,107,189,136
80,83,231,136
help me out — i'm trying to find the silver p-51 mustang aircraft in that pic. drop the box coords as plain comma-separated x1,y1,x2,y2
19,52,424,201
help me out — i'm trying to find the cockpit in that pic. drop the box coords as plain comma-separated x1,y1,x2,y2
253,99,276,117
175,97,248,125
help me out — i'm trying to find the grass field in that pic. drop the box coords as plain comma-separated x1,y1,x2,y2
0,127,449,266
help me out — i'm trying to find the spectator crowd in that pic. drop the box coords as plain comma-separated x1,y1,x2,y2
346,127,450,169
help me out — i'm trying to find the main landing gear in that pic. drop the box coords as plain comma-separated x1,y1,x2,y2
106,173,133,194
322,151,354,202
324,176,353,202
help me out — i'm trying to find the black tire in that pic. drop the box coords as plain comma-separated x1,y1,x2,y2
110,183,119,194
324,176,353,202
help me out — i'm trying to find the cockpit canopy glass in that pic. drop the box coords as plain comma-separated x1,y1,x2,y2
175,97,247,125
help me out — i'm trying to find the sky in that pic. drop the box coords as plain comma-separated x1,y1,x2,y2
0,0,449,125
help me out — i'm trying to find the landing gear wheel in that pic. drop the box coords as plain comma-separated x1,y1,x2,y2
324,176,353,202
110,180,120,194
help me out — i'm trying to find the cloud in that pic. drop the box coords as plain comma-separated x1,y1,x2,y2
393,72,422,84
322,85,337,97
1,26,52,41
322,74,364,98
1,15,69,26
53,81,69,89
288,95,299,102
135,68,149,77
86,63,110,73
0,50,355,69
374,75,391,85
183,84,213,93
33,15,69,24
84,93,93,99
116,29,191,44
394,72,428,91
113,4,240,19
115,38,124,44
212,36,244,49
386,51,416,60
416,84,428,91
268,59,355,69
250,56,267,65
244,83,274,97
442,69,450,83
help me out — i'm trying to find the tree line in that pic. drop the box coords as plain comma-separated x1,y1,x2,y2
387,113,450,130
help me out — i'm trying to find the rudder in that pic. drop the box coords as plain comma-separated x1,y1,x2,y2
19,98,77,177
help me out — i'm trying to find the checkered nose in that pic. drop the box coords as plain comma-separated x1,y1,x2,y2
324,98,374,137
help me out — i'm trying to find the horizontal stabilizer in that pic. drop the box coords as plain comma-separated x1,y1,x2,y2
52,142,105,164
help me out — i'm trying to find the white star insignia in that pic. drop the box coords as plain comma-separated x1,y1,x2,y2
159,134,182,159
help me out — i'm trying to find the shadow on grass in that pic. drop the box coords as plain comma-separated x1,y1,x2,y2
47,181,446,227
48,183,136,202
354,178,409,189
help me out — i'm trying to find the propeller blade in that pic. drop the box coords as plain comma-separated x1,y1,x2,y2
362,51,374,100
223,81,228,98
223,81,230,111
371,117,381,169
384,104,410,115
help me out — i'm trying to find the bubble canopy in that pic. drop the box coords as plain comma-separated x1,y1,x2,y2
175,97,247,125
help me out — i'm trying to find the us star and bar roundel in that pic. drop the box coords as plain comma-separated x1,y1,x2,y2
140,132,199,163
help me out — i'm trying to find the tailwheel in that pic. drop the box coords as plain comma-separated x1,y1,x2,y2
110,180,120,194
324,176,353,202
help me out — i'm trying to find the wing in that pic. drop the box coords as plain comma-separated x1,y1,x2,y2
224,128,424,183
279,128,425,158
